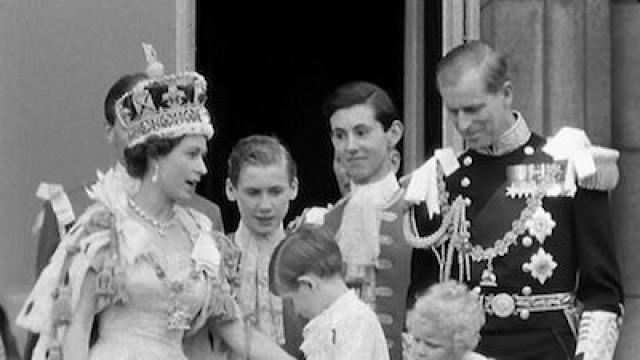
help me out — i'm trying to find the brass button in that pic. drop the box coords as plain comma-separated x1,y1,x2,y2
461,177,471,188
374,286,393,297
376,259,393,270
463,156,473,166
379,235,393,246
377,313,393,325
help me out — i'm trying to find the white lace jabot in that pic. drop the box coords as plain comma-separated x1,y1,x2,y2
337,171,399,266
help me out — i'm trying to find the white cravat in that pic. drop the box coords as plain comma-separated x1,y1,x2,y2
336,171,399,267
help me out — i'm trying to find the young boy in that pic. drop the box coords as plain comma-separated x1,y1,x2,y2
225,135,302,355
269,225,389,360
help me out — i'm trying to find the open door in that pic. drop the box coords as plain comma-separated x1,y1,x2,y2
195,1,442,229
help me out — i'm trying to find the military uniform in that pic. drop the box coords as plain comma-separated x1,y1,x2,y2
412,117,623,360
320,173,420,360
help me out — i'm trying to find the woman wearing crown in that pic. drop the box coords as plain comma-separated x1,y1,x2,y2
16,45,293,360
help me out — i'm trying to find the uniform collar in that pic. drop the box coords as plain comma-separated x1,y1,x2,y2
475,111,531,156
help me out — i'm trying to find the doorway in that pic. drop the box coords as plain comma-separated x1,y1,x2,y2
196,1,441,230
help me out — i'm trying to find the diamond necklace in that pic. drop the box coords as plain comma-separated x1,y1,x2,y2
128,197,176,235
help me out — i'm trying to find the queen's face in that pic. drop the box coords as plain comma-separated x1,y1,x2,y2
157,135,208,202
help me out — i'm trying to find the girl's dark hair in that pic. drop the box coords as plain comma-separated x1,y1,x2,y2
268,225,343,295
123,135,185,179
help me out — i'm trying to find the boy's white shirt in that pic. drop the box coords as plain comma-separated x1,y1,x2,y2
301,290,390,360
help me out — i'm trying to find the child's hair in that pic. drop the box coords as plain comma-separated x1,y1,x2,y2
406,280,485,356
269,225,343,295
227,134,297,186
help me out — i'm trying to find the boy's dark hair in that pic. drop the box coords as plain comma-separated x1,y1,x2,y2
322,81,399,131
269,225,343,295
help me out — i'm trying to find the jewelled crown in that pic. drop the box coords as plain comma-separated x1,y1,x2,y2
115,43,214,148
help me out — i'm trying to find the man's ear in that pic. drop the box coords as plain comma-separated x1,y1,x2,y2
297,274,316,290
386,119,404,148
225,178,236,202
501,80,513,108
290,177,299,200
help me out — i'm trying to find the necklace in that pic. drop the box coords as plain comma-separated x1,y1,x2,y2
143,252,199,330
128,198,176,236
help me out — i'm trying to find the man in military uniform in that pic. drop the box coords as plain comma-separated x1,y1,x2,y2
306,81,428,360
414,41,623,360
25,73,224,360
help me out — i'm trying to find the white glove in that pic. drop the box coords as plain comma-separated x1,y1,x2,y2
575,310,620,360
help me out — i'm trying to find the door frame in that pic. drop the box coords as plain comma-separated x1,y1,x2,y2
176,0,478,168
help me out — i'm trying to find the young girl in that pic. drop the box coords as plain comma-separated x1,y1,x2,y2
405,281,490,360
269,225,389,360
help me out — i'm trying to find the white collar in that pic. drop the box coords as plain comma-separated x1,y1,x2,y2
349,171,399,206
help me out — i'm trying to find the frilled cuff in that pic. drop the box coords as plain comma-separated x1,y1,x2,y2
575,310,621,360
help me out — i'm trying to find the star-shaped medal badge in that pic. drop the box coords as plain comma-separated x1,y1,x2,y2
522,248,558,284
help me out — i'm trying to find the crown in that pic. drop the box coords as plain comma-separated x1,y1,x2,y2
115,43,214,148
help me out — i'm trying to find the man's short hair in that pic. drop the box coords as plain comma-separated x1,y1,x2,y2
227,134,297,186
436,40,509,94
322,81,399,131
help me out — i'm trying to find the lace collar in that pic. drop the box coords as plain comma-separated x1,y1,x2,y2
234,221,286,344
235,220,285,246
475,111,531,156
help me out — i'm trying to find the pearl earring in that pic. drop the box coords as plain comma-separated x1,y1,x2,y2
152,164,159,183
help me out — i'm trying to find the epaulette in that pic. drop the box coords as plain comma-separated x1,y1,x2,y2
404,148,459,218
578,146,619,191
543,127,620,192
